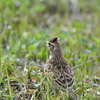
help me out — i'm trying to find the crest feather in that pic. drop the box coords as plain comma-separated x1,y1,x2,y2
49,37,60,43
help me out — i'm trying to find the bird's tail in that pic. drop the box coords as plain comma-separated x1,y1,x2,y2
69,89,80,100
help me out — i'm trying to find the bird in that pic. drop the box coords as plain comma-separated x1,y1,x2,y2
44,37,80,100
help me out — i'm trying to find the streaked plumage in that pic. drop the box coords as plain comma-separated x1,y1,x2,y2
44,37,79,100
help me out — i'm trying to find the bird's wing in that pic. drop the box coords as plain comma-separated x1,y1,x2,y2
52,63,74,89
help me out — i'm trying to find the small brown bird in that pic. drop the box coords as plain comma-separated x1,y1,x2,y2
44,37,79,100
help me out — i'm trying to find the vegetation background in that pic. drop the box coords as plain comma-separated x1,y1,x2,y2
0,0,100,100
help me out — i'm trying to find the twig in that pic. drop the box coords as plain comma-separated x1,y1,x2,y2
72,55,100,69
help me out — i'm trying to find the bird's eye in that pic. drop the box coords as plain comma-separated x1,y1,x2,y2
48,43,51,45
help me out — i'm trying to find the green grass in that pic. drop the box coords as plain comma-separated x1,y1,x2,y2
0,0,100,100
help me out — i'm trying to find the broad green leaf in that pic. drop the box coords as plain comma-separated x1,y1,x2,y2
28,45,36,51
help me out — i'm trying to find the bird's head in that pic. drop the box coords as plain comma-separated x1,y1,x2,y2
44,37,61,53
